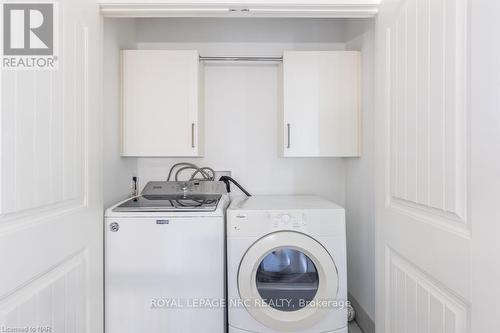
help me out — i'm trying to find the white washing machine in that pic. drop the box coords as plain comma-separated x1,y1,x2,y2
105,181,229,333
227,196,347,333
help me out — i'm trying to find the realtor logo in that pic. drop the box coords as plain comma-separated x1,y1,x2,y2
2,3,58,69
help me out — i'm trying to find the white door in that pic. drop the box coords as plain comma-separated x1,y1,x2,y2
375,0,470,332
0,1,102,333
375,0,500,332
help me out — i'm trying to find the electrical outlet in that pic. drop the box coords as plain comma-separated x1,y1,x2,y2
131,176,139,197
214,170,232,180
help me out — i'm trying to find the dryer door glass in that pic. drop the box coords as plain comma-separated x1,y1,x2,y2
256,247,319,312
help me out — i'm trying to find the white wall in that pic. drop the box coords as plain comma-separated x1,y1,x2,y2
344,19,375,326
103,19,138,207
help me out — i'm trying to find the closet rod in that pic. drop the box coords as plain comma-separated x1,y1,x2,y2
199,56,283,62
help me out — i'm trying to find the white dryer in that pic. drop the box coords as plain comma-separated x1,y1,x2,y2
105,181,229,333
227,196,347,333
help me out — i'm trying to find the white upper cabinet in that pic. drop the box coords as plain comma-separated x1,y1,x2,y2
281,51,361,157
121,50,203,157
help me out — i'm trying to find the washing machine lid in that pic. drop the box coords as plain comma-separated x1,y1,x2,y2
237,231,339,332
113,194,221,212
112,181,226,212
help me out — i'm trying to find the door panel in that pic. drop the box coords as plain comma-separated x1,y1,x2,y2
375,0,470,332
387,0,468,235
0,1,102,333
1,251,88,333
387,250,467,333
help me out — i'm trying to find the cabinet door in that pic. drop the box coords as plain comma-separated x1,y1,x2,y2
282,51,361,157
121,50,203,157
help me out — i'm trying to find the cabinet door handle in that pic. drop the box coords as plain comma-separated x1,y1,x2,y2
191,123,195,148
286,123,291,149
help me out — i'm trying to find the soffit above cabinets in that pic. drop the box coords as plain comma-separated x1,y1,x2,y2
99,1,380,18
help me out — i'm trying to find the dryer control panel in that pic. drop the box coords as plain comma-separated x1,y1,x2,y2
228,210,311,236
270,212,306,228
227,208,344,237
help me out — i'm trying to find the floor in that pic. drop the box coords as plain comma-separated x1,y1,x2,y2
348,321,363,333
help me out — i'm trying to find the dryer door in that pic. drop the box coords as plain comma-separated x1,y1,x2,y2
238,231,339,331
